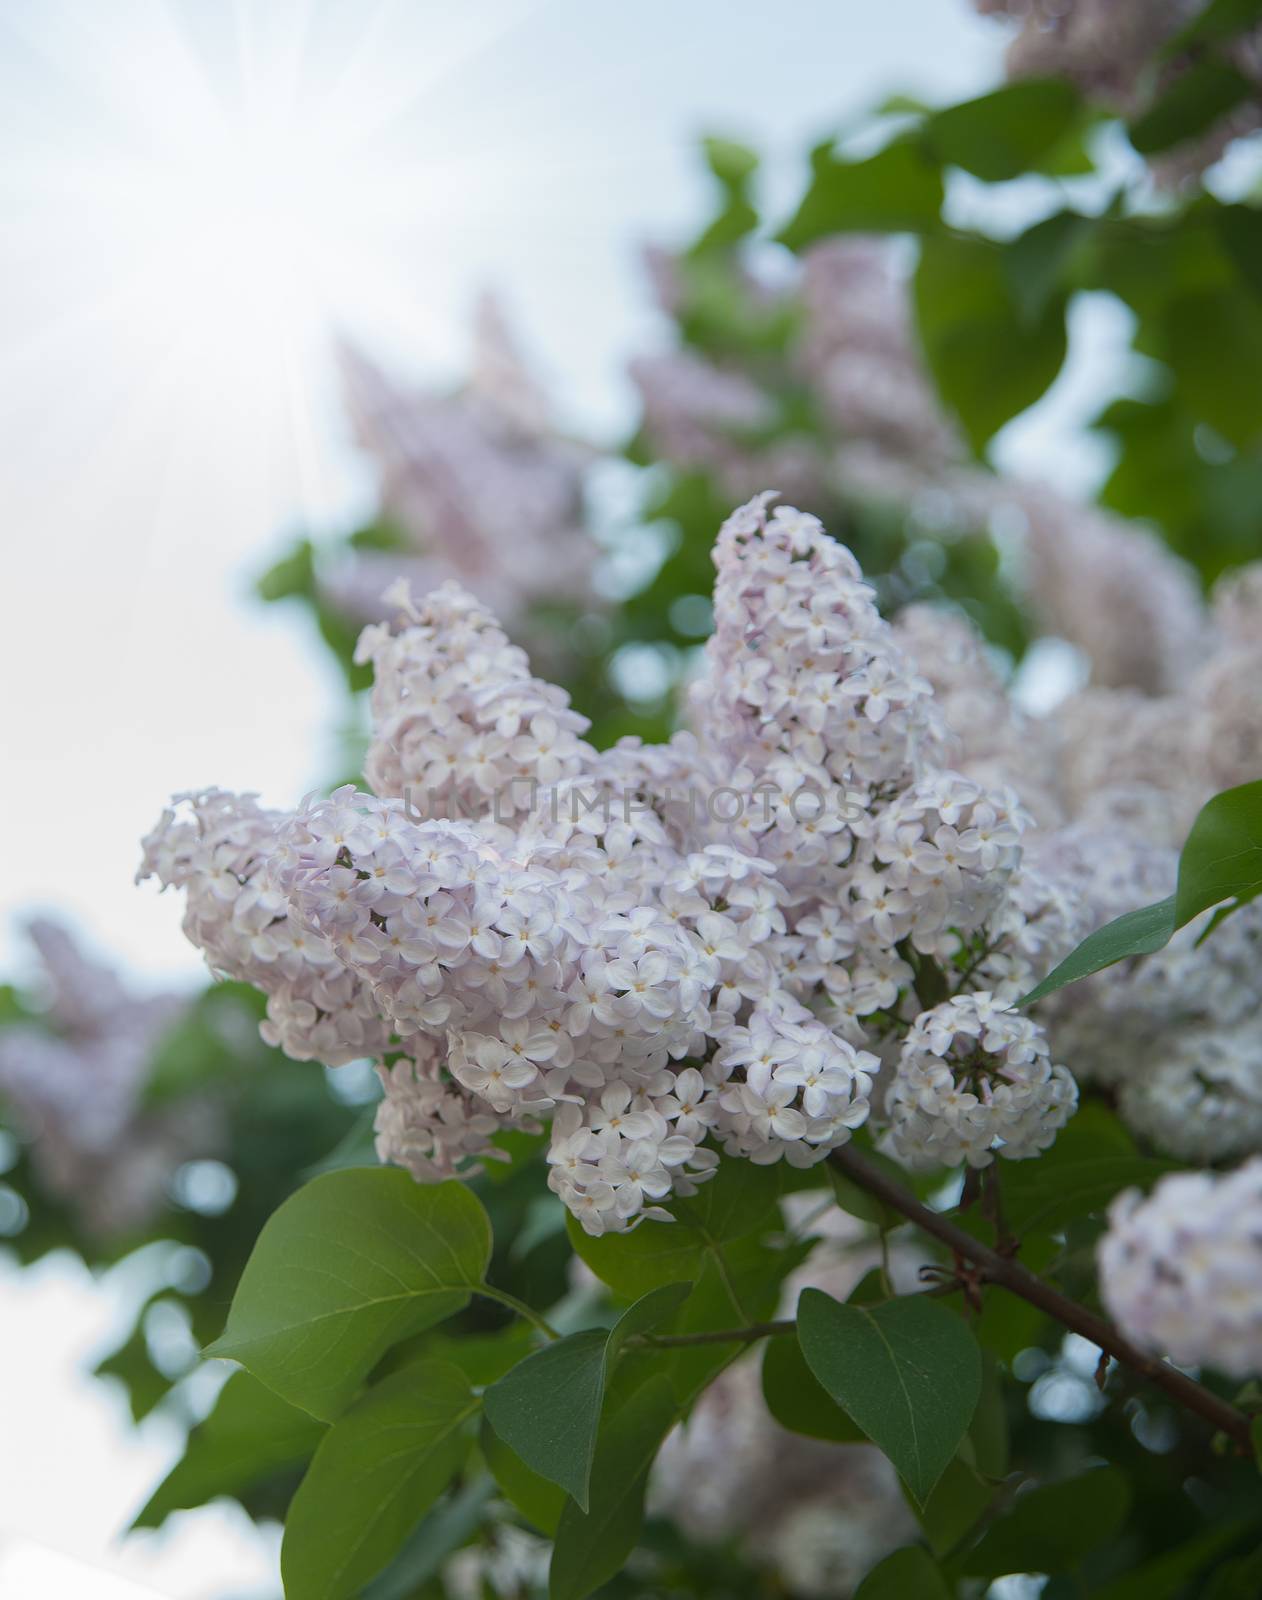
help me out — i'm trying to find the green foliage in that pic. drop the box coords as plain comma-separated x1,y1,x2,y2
135,1371,325,1529
778,135,945,248
921,78,1085,181
564,1156,782,1298
482,1284,687,1511
1023,780,1262,1004
995,1112,1180,1238
1005,209,1096,323
207,1170,492,1420
281,1360,477,1600
796,1287,983,1506
915,233,1068,454
483,1331,608,1511
959,1466,1131,1578
256,524,408,694
854,1546,952,1599
689,135,759,255
547,1376,678,1600
480,1414,566,1534
1128,57,1255,155
1169,0,1262,50
761,1329,865,1442
1093,1519,1259,1600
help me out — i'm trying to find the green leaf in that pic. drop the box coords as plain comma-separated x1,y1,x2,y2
702,135,758,187
1129,56,1254,154
566,1158,781,1297
281,1360,477,1600
481,1415,567,1534
94,1317,176,1425
206,1170,491,1420
922,78,1083,181
482,1332,607,1511
1175,777,1262,920
1167,288,1262,447
1216,203,1262,305
1022,780,1262,1004
779,136,944,249
761,1331,865,1442
1092,1518,1258,1600
961,1466,1131,1578
855,1545,952,1599
615,1239,807,1413
796,1289,982,1506
606,1281,694,1354
997,1120,1180,1236
671,1155,785,1242
481,1285,688,1512
1020,894,1177,1005
420,1324,535,1387
256,537,316,602
917,1459,993,1558
689,137,760,256
915,232,1067,453
1168,0,1262,51
362,1478,495,1600
1006,211,1095,324
133,1372,326,1529
548,1376,678,1600
828,1145,907,1231
967,1352,1009,1480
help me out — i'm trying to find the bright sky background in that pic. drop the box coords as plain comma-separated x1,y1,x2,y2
0,2,1127,1595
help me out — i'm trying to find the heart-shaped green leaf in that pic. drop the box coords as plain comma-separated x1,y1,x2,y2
796,1288,982,1506
206,1169,491,1420
483,1283,688,1511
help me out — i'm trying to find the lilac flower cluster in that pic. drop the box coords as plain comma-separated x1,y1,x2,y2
327,295,594,642
887,993,1077,1169
1100,1160,1262,1377
0,920,217,1237
142,496,1083,1231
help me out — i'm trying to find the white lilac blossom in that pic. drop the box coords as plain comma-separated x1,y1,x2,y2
797,238,960,471
143,495,1089,1231
885,993,1077,1169
629,346,827,509
136,789,393,1067
329,295,594,636
0,920,217,1237
1012,491,1211,697
1099,1160,1262,1378
693,491,941,792
355,579,594,820
886,583,1262,1167
891,602,1064,825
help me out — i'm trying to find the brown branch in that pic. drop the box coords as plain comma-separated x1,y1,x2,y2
827,1144,1253,1449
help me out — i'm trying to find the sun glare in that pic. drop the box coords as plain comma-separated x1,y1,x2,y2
0,0,546,533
